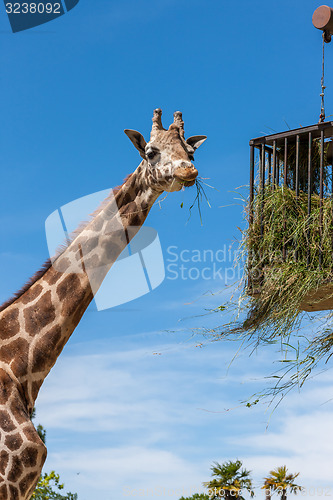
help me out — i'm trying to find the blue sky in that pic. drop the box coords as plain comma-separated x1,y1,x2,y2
1,0,333,498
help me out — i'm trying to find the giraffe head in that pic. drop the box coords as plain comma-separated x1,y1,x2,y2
124,109,206,192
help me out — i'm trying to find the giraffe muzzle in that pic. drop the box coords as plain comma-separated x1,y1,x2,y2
174,165,198,186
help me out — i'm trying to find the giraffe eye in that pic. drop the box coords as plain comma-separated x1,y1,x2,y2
146,149,158,160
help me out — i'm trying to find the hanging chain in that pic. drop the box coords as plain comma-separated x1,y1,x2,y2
319,33,326,123
319,30,332,122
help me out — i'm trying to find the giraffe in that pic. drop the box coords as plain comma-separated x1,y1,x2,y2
0,109,207,500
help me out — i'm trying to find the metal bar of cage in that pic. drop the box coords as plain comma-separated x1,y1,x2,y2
276,151,280,185
272,140,277,189
307,132,312,267
295,135,300,198
331,159,333,263
249,145,255,226
295,134,300,262
284,137,288,187
260,143,265,238
282,137,288,260
331,165,333,261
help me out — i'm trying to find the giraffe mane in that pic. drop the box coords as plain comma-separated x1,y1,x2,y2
0,260,53,313
0,174,134,313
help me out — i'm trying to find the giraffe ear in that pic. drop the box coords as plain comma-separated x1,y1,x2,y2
186,135,207,151
124,129,147,159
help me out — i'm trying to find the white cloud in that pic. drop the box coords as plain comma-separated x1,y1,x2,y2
36,339,333,500
47,446,204,500
233,408,333,474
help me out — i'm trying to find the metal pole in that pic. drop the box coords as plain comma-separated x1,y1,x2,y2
249,145,255,226
284,137,288,186
276,151,280,186
282,138,288,260
295,135,300,198
260,143,265,238
249,144,255,290
272,140,277,190
307,132,312,267
295,135,300,261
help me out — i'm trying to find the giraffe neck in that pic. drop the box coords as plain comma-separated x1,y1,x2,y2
0,162,162,413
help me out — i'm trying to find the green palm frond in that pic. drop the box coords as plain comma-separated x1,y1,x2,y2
262,466,303,498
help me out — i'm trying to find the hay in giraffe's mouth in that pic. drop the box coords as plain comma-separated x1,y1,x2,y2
174,166,198,187
176,178,196,187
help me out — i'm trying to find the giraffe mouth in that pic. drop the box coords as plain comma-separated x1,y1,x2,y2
175,177,196,187
174,167,198,187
